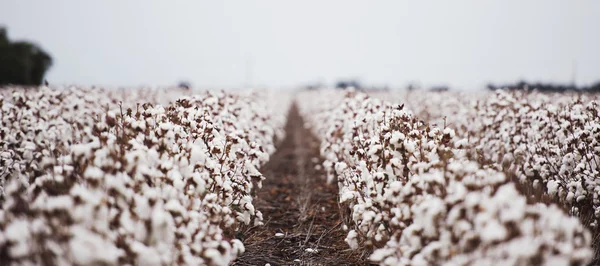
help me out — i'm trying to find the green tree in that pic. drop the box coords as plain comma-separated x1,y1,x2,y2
0,27,53,86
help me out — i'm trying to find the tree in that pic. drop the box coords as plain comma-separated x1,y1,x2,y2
335,79,362,90
177,81,191,90
0,27,53,86
487,80,600,93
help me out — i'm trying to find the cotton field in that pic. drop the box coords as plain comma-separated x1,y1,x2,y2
0,86,599,265
379,90,600,228
298,89,598,265
0,86,290,265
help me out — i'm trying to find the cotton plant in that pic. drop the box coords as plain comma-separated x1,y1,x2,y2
0,86,290,265
298,89,593,265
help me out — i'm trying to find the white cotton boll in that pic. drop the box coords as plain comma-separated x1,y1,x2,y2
69,226,122,265
119,210,135,234
165,199,185,215
70,184,102,205
323,160,333,169
254,211,264,226
524,166,535,177
413,197,445,238
335,162,348,174
370,247,396,263
566,191,575,202
5,220,31,258
205,158,218,171
204,248,229,266
443,128,455,138
454,138,469,148
84,166,104,180
340,190,356,203
245,198,256,215
345,230,359,250
63,164,74,173
150,206,175,245
512,135,522,143
222,180,233,193
168,170,185,190
130,241,162,266
191,172,207,192
390,132,405,145
480,220,507,242
159,122,172,131
232,238,245,254
404,141,416,153
383,132,392,140
237,211,252,225
502,153,514,166
53,166,64,175
23,150,33,160
190,145,207,165
547,180,560,197
71,144,91,158
389,157,401,168
0,151,12,158
22,141,36,151
165,130,175,139
34,195,74,211
305,248,318,253
368,144,383,157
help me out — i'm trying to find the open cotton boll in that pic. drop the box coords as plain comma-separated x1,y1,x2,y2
547,180,560,197
83,166,104,180
4,219,32,258
69,226,123,265
345,230,359,250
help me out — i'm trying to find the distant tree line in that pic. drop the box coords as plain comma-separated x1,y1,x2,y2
0,27,53,86
334,79,390,91
487,80,600,93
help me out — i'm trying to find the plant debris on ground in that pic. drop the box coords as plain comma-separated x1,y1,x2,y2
234,105,372,266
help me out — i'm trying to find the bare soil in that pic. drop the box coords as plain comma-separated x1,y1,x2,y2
233,105,372,266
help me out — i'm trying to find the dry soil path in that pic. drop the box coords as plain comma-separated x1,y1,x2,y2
233,105,371,266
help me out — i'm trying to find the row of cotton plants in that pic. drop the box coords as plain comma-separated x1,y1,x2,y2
297,89,593,266
384,90,600,229
0,86,289,265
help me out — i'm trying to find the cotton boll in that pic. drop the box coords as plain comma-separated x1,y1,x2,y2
69,226,123,265
4,219,31,258
130,241,162,266
547,180,560,198
84,166,104,180
345,230,359,250
404,141,416,153
390,132,405,145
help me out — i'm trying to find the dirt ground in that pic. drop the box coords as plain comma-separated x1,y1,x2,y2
233,105,372,266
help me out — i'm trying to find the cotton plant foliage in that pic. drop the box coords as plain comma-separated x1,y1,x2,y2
0,86,290,266
298,89,593,266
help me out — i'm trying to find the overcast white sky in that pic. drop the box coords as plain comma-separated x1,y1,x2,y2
1,1,599,89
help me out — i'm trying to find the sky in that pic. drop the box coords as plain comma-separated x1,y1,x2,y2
1,1,599,90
